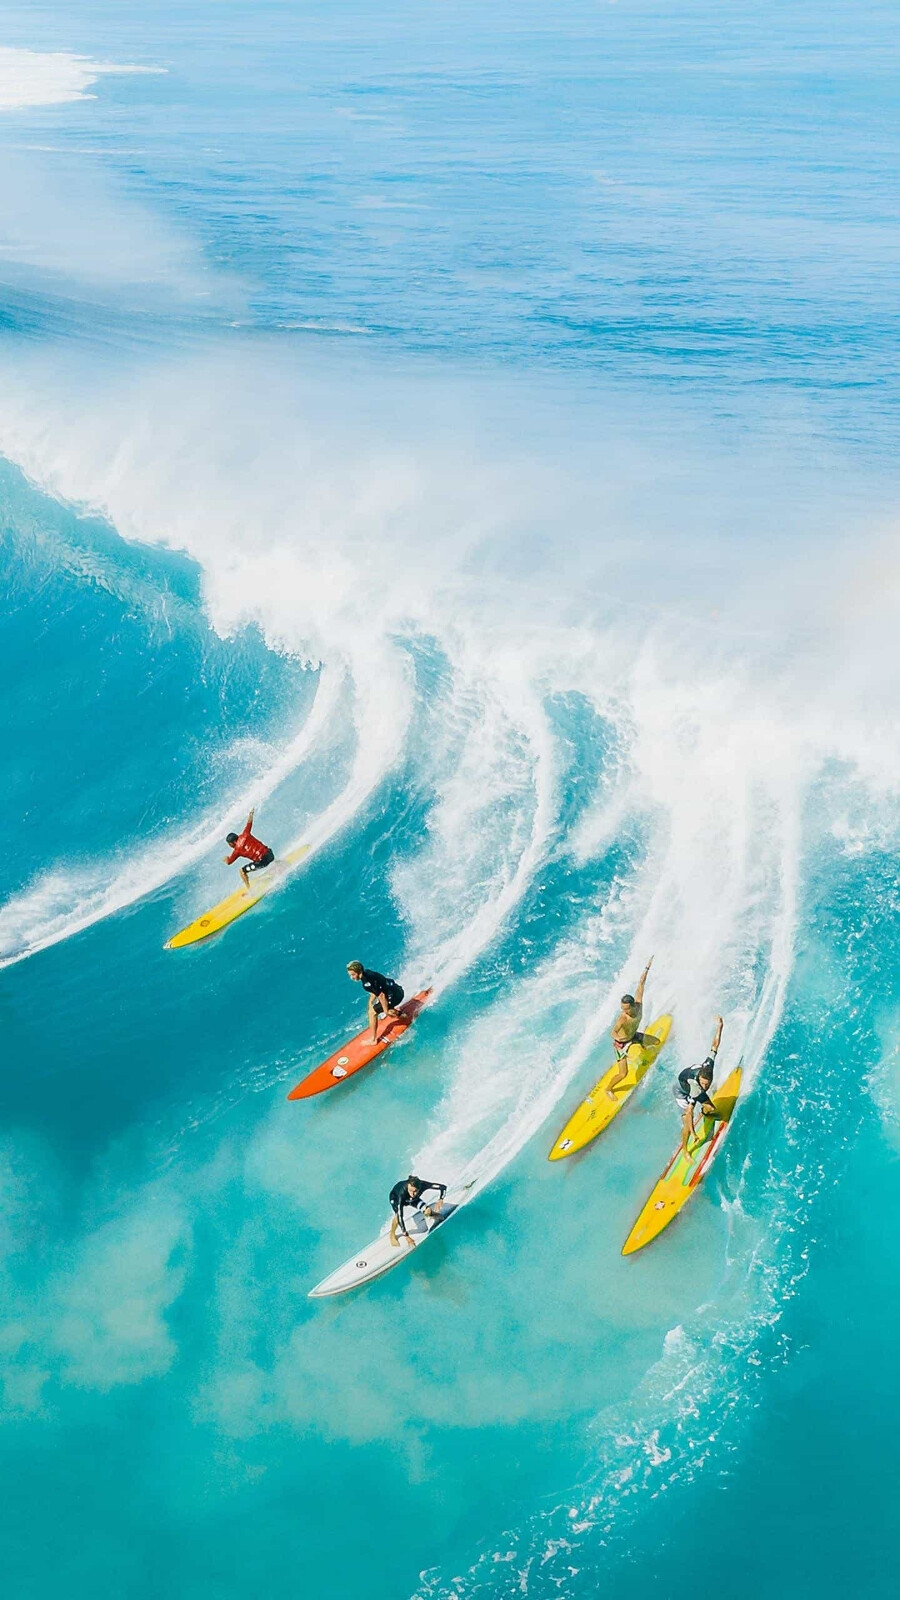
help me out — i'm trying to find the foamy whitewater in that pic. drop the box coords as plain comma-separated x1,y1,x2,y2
1,7,898,1599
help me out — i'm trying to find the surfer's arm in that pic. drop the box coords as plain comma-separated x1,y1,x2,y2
634,956,653,1005
710,1015,724,1055
390,1200,410,1242
224,847,240,865
422,1183,447,1216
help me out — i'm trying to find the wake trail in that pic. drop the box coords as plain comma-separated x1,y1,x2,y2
419,669,557,1000
412,669,804,1209
0,643,418,970
0,667,341,968
300,642,413,858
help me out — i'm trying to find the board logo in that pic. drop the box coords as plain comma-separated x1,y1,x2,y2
332,1065,348,1078
355,1259,367,1268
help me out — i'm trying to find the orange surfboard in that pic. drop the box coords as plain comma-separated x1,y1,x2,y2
287,989,433,1100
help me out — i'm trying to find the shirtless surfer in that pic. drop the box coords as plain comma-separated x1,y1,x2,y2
605,956,656,1101
223,809,275,888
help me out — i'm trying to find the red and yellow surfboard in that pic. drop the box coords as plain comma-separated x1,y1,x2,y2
622,1066,743,1254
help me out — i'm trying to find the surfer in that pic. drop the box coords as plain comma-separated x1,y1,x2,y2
389,1175,448,1249
605,956,656,1100
346,961,405,1041
223,809,275,888
674,1015,725,1148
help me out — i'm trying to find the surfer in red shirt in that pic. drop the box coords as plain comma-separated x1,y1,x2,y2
223,809,276,887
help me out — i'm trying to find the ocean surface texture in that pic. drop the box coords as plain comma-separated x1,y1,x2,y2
1,4,898,1597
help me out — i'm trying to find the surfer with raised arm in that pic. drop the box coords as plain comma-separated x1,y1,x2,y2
388,1175,448,1249
347,961,405,1041
223,809,276,888
605,956,656,1100
675,1015,725,1149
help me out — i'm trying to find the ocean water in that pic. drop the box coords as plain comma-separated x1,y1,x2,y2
0,4,898,1597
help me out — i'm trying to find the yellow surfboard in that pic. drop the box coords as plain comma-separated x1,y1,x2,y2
165,844,310,949
548,1014,672,1161
621,1065,743,1255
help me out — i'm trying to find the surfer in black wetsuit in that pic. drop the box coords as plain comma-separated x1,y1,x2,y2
389,1175,448,1248
674,1015,724,1149
346,961,405,1041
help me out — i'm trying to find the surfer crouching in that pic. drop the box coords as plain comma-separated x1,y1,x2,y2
389,1175,448,1249
224,808,275,887
346,961,405,1041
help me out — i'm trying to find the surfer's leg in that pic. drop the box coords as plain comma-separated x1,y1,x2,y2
428,1204,457,1229
606,1051,629,1099
244,849,274,876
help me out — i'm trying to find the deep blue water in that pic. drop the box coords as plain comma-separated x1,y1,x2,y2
0,5,898,1598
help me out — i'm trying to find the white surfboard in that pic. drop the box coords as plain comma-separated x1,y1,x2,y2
309,1182,475,1298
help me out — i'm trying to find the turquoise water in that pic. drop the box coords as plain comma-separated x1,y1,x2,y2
0,4,898,1597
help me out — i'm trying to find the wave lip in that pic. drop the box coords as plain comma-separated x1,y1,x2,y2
0,48,164,112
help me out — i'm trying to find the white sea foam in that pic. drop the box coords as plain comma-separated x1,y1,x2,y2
0,51,229,310
395,640,558,996
411,730,799,1197
1,343,899,1516
0,48,163,112
0,343,890,1024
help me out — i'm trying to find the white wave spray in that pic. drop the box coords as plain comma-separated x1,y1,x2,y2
2,340,899,1590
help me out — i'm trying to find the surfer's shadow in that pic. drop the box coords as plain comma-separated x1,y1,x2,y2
407,1208,491,1305
412,1250,470,1305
